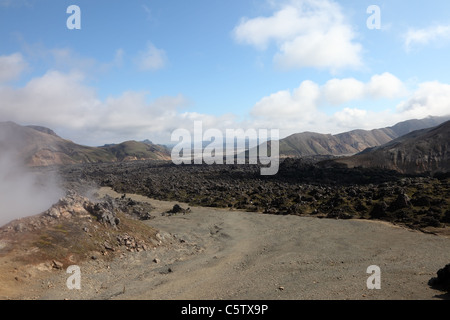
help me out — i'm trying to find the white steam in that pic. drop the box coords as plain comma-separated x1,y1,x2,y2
0,150,64,227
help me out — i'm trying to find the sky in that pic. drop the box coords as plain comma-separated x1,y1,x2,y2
1,0,450,146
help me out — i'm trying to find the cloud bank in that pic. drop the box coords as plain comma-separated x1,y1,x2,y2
249,73,449,135
0,51,449,145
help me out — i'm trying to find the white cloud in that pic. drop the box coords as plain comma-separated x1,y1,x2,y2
0,70,99,128
333,107,368,128
252,73,407,118
366,72,408,99
0,52,447,147
396,81,450,119
274,24,362,72
233,5,307,50
0,68,226,145
249,79,371,135
405,24,450,51
248,74,450,137
233,0,363,72
0,53,28,83
322,72,407,105
322,78,366,105
96,92,188,134
251,80,320,119
135,43,167,71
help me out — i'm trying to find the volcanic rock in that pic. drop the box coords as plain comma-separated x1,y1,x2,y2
429,264,450,293
389,193,412,212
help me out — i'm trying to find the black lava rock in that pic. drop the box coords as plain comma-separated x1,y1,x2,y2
429,264,450,293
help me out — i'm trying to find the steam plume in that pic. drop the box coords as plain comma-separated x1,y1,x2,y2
0,126,63,227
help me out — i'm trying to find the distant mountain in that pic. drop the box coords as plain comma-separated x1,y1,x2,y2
279,116,450,158
101,140,171,162
0,122,170,166
141,139,154,145
26,125,59,137
333,121,450,174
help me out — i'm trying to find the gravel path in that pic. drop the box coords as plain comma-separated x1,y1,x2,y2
29,188,450,300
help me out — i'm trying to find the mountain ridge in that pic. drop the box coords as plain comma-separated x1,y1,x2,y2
2,115,450,167
0,122,170,166
279,115,450,158
332,120,450,174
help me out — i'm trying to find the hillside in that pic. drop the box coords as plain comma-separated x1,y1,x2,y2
279,116,450,157
0,122,170,166
334,121,450,174
101,140,171,161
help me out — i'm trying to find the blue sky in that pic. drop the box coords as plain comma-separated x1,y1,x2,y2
1,0,450,145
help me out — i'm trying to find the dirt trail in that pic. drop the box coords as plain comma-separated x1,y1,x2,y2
17,188,450,300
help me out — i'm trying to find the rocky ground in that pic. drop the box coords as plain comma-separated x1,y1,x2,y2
1,187,450,300
54,158,450,233
1,159,449,300
0,189,159,299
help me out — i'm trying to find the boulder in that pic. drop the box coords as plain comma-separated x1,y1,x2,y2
389,193,412,212
84,202,119,227
429,264,450,293
52,260,64,270
370,201,388,219
166,204,191,215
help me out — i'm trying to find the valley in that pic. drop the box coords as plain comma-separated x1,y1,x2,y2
1,117,450,300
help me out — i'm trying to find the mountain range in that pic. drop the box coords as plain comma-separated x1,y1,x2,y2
333,120,450,174
0,121,170,166
1,115,449,173
278,115,450,158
